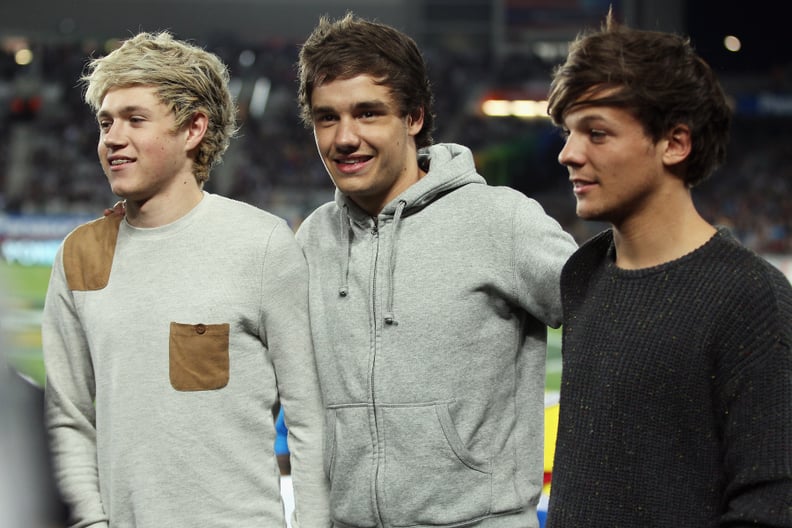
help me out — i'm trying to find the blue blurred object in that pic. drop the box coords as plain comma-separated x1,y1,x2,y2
537,490,549,527
274,407,289,455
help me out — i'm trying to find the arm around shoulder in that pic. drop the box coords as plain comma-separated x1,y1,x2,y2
511,195,578,327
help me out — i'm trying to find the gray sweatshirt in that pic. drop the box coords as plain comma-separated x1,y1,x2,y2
296,143,577,528
43,193,330,528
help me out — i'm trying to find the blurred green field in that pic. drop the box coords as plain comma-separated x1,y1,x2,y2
545,327,562,392
0,260,563,391
1,260,51,302
1,260,50,386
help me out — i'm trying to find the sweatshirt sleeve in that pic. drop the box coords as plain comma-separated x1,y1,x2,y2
511,195,578,328
715,268,792,525
259,221,331,527
42,246,109,528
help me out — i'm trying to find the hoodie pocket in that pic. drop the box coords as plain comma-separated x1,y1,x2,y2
380,402,492,526
325,405,378,527
169,322,230,391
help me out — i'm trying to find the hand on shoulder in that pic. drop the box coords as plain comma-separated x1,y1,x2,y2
103,200,126,218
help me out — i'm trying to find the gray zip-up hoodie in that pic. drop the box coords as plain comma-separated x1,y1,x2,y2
296,143,577,528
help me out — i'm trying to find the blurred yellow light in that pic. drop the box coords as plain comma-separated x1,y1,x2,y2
14,48,33,66
512,100,549,118
481,98,550,119
481,99,511,116
724,35,741,53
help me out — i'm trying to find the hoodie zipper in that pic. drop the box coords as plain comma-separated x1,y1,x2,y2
369,219,386,526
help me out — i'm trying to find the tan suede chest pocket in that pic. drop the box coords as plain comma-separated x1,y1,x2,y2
169,322,230,391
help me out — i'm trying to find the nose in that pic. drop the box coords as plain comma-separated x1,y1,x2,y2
101,123,125,149
557,134,582,169
334,117,360,152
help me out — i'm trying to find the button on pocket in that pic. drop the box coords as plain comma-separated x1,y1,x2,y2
169,322,230,391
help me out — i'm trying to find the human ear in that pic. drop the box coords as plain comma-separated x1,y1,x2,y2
185,111,209,151
662,124,692,167
407,107,424,136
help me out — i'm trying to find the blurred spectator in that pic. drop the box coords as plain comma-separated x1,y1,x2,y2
0,290,69,526
1,38,791,253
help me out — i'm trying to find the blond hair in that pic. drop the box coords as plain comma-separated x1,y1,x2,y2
82,31,237,184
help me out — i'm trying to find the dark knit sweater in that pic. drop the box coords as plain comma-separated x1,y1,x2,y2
547,229,792,527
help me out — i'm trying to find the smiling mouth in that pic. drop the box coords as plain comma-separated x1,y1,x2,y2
334,156,372,173
110,159,133,166
336,155,371,164
572,179,597,194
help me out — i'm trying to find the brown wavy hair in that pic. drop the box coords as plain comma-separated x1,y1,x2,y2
548,12,731,187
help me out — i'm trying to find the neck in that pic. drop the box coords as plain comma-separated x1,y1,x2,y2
611,188,715,270
353,163,426,217
125,186,204,228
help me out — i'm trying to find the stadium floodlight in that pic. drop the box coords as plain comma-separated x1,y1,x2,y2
481,99,512,117
481,98,550,119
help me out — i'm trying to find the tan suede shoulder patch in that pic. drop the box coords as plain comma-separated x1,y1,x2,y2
63,214,123,291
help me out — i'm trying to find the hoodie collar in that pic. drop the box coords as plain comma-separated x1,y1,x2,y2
335,143,485,221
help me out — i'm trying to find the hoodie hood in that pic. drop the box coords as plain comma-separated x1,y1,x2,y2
334,143,486,222
332,143,486,323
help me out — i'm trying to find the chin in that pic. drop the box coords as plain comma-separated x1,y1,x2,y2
576,207,611,224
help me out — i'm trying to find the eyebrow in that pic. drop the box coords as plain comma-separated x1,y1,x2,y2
579,114,607,125
96,105,148,119
566,112,609,129
312,99,390,117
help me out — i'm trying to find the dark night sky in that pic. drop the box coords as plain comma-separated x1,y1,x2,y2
685,1,788,75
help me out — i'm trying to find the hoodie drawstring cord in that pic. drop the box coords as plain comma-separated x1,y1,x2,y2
338,205,352,297
383,200,406,325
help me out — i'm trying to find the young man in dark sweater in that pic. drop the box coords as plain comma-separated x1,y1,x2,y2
545,12,792,527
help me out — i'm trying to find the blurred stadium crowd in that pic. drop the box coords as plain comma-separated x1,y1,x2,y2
1,37,791,253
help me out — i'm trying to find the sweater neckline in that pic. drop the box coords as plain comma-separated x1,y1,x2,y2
121,191,211,240
602,227,729,279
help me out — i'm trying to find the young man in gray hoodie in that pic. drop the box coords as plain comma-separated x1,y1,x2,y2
296,13,578,528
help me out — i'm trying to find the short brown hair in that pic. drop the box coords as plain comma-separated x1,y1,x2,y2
548,13,731,186
297,12,435,149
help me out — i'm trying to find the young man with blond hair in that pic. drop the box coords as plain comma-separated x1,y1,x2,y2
43,31,329,527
